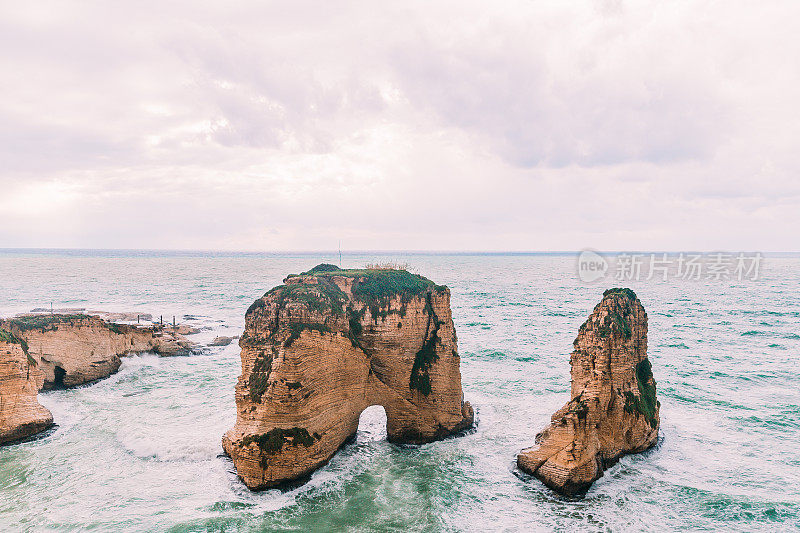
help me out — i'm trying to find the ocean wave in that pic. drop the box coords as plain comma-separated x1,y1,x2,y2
116,427,221,462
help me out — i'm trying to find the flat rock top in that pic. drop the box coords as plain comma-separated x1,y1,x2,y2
285,264,445,292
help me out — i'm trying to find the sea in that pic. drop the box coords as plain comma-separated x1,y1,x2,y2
0,250,798,532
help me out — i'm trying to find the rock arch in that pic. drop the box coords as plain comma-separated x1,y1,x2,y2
357,404,388,441
222,265,474,490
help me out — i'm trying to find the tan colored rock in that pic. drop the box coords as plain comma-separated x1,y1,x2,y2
168,324,201,336
0,329,54,444
223,264,474,490
517,288,659,496
209,336,237,346
2,314,198,389
149,326,199,356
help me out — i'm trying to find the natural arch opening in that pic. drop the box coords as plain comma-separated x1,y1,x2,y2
357,405,388,442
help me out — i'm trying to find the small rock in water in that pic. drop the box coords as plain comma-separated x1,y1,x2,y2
209,336,236,346
171,324,200,335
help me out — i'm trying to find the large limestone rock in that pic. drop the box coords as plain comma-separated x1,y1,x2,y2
223,265,474,490
517,288,659,496
0,329,54,444
2,314,197,389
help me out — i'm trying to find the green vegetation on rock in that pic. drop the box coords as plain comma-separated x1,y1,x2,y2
293,264,445,320
347,312,364,349
409,293,441,395
0,328,29,355
7,314,124,335
568,395,589,419
302,263,340,274
284,323,331,347
624,358,659,428
603,287,637,300
595,292,634,340
613,313,632,339
242,427,320,467
248,352,273,403
264,278,348,317
246,298,266,315
8,314,89,332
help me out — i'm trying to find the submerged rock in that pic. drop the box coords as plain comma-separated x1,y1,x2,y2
223,264,474,490
209,336,237,346
2,314,198,389
517,288,659,496
0,329,53,444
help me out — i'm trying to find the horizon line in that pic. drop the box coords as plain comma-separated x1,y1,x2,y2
1,247,798,256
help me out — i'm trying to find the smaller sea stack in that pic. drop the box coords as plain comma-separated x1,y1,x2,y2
517,288,659,496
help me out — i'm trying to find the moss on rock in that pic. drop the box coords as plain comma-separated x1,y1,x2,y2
302,263,340,274
409,293,441,395
0,328,29,354
265,279,348,317
8,314,89,332
7,314,124,336
284,323,331,347
292,264,446,320
242,427,320,467
249,352,273,403
603,287,637,300
623,358,659,428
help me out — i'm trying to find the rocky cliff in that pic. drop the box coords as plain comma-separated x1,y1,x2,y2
2,314,197,389
223,264,474,490
0,329,54,444
517,288,659,496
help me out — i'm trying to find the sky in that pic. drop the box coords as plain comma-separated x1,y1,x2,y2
1,0,798,252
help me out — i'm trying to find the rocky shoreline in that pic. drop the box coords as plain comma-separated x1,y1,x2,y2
0,312,201,444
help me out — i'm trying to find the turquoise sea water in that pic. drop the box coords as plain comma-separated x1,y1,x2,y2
0,250,798,532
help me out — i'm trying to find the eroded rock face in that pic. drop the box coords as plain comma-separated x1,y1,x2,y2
2,315,197,389
0,329,54,444
517,288,659,496
223,265,474,490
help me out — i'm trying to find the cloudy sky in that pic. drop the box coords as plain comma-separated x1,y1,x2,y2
1,1,798,251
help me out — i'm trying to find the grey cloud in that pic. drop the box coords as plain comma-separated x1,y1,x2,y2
390,31,726,169
0,111,144,175
167,25,388,152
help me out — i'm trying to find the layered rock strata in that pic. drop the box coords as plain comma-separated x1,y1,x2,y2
2,314,197,389
0,329,54,444
517,288,659,496
223,264,474,490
